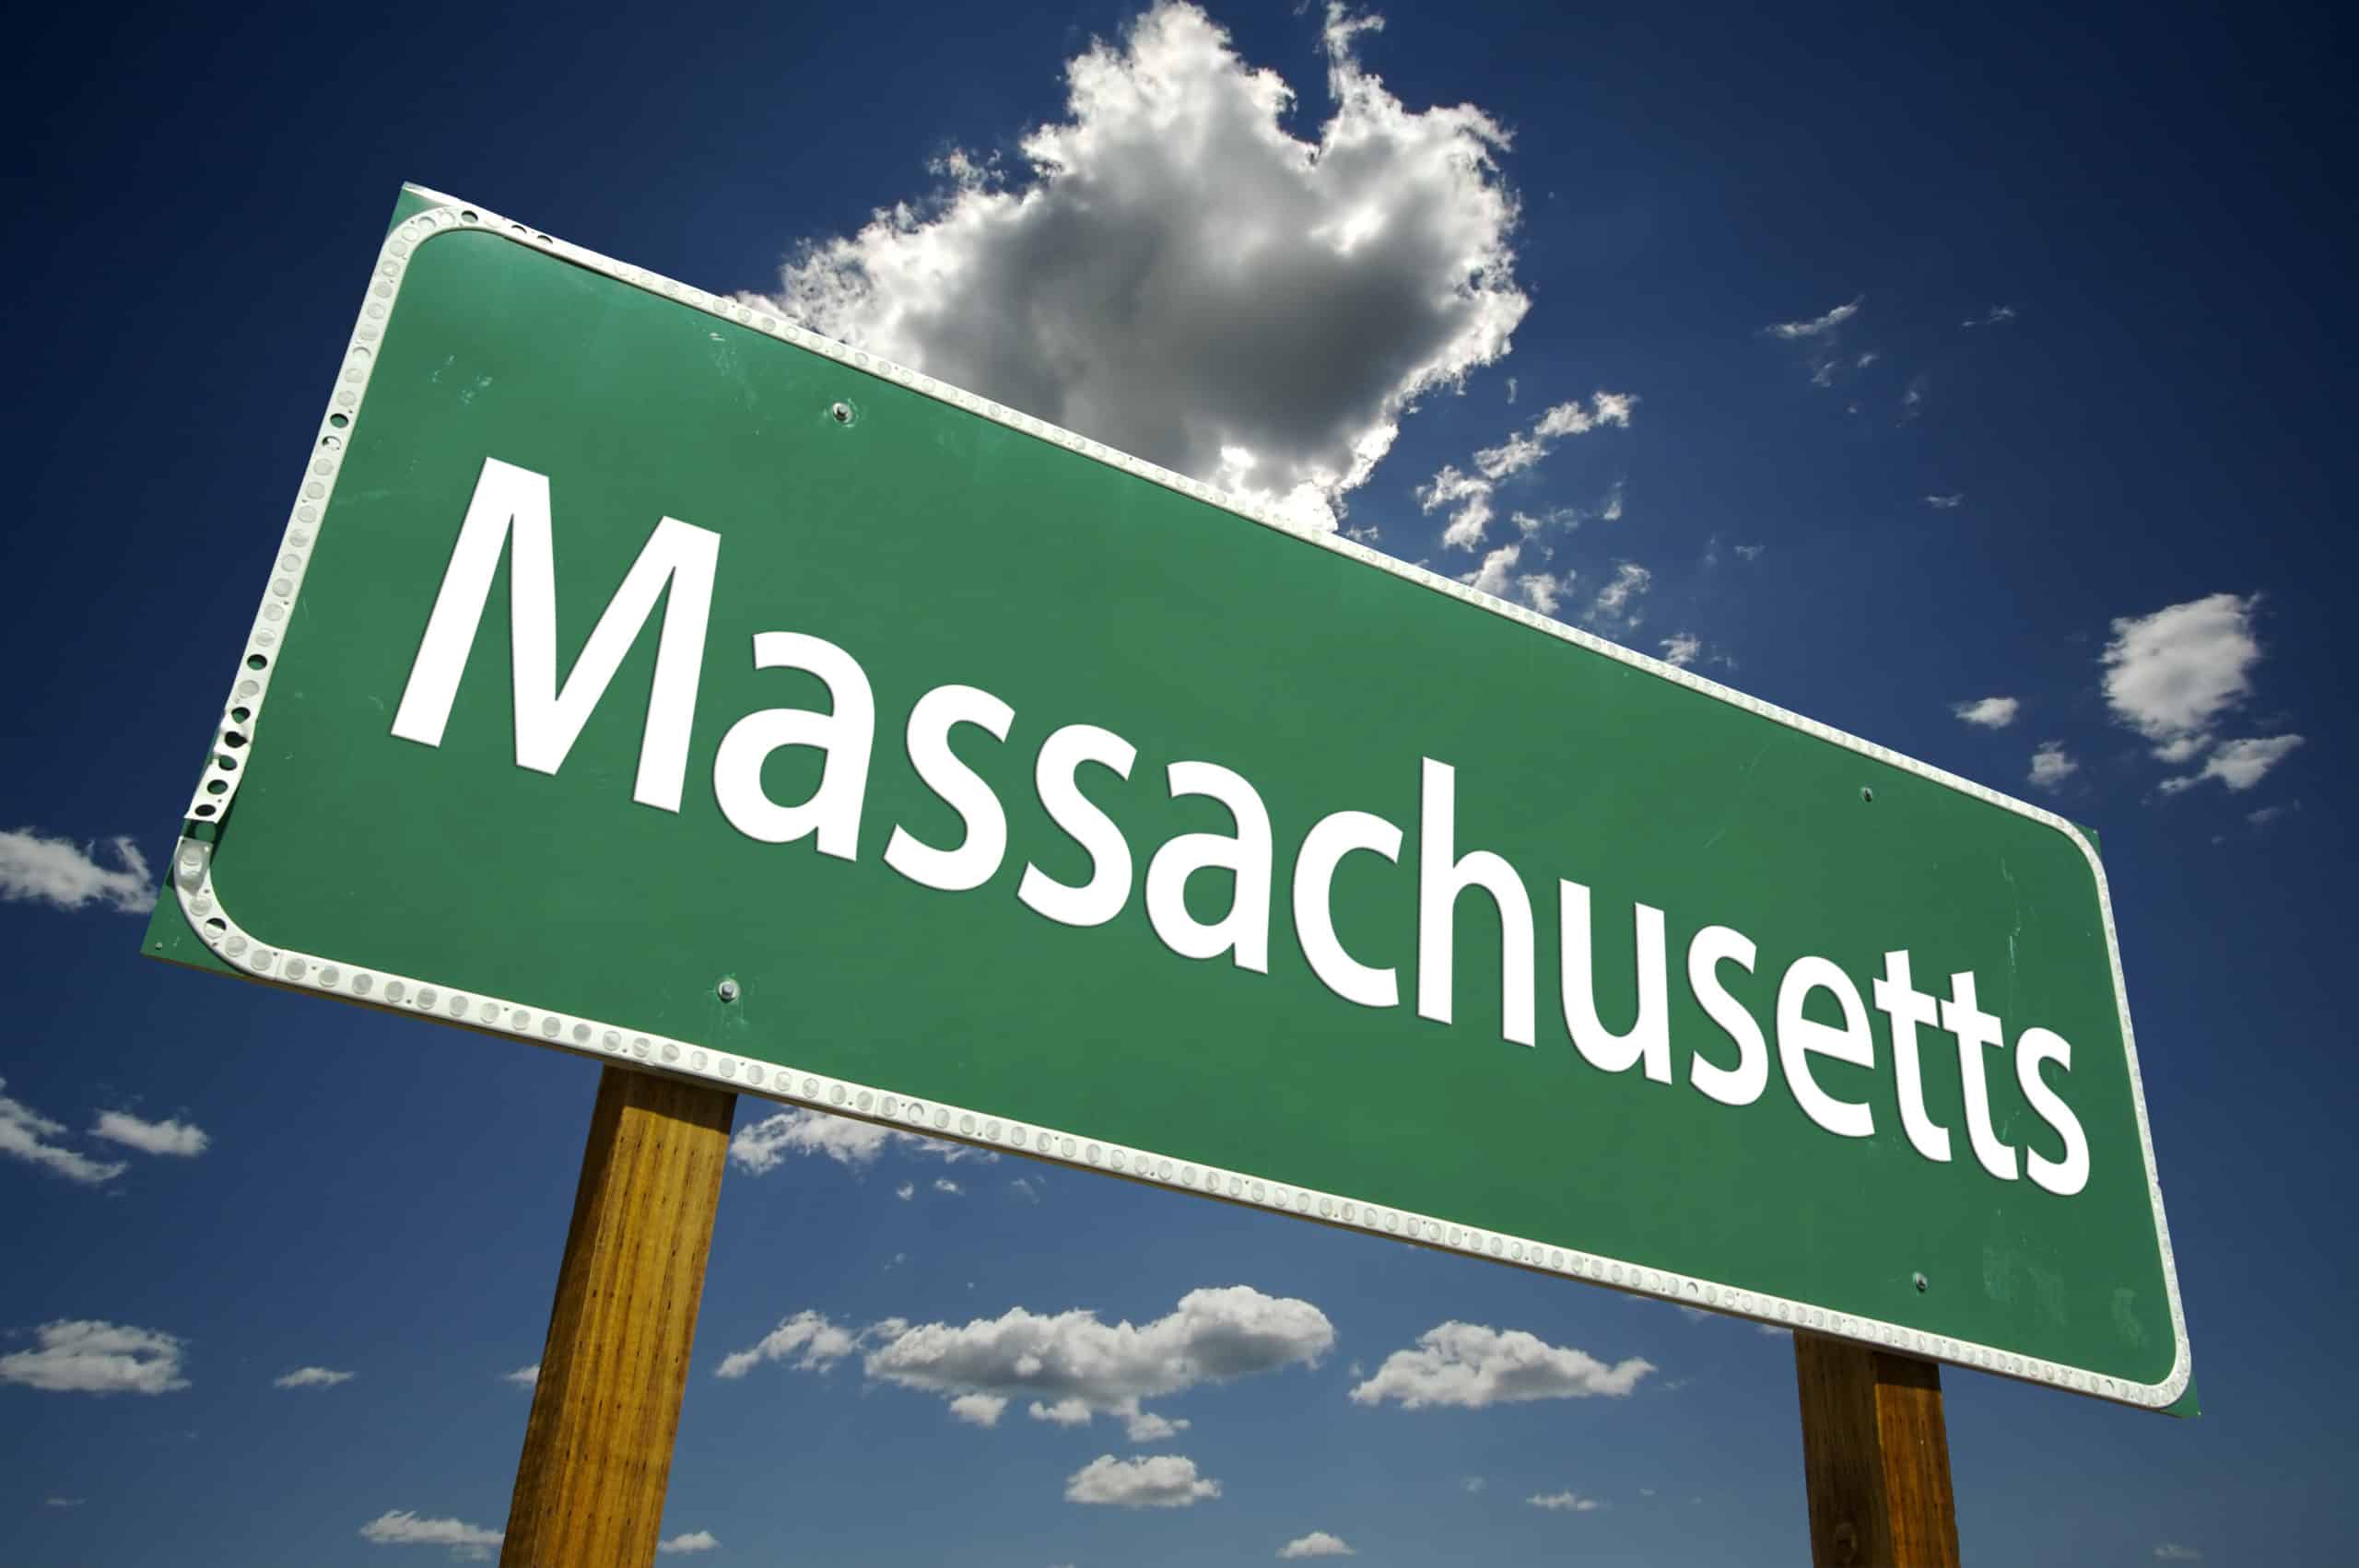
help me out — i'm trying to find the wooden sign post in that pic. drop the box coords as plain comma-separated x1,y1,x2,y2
500,1067,737,1568
1795,1333,1961,1566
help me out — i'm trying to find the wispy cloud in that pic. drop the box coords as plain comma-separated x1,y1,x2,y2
499,1363,538,1388
2158,734,2304,796
1458,540,1566,618
1764,296,1862,340
1924,492,1964,509
1423,395,1634,552
274,1366,355,1389
1,1079,127,1186
1586,563,1653,632
728,1107,991,1175
0,829,155,914
1963,304,2018,328
1527,1491,1605,1512
358,1510,503,1562
1659,633,1701,669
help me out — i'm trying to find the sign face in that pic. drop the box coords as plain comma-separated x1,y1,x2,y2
149,185,2188,1409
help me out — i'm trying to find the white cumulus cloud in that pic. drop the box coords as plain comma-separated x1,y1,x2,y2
657,1530,721,1554
722,1286,1331,1443
274,1366,355,1388
2101,592,2263,760
0,1079,126,1186
359,1510,503,1561
1349,1322,1653,1408
860,1286,1331,1430
2028,742,2078,790
0,1320,188,1395
1279,1529,1357,1557
0,830,155,913
1065,1453,1221,1508
500,1363,538,1388
757,1,1528,531
1952,696,2019,729
949,1392,1007,1427
90,1110,208,1157
1527,1491,1604,1512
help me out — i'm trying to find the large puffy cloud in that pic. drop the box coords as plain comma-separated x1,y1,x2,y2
728,1107,989,1175
718,1287,1331,1439
0,1320,189,1395
1064,1453,1221,1508
1348,1322,1653,1408
757,3,1527,529
2101,593,2262,760
0,829,154,913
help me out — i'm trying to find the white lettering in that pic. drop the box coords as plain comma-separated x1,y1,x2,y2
1144,761,1273,971
1415,758,1535,1047
1017,724,1137,928
1777,955,1877,1139
711,632,875,856
392,456,718,812
885,685,1015,892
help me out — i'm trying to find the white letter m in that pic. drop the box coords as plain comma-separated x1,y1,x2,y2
391,457,720,812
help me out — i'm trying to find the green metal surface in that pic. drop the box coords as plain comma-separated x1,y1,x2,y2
153,193,2181,1400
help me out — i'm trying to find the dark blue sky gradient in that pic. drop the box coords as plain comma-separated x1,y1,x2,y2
5,2,2353,1563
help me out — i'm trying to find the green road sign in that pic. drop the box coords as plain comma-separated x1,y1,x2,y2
147,184,2187,1410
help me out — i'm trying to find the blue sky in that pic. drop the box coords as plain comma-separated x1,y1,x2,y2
4,1,2353,1563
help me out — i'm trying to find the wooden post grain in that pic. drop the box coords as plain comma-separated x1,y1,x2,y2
501,1065,736,1568
1793,1332,1961,1568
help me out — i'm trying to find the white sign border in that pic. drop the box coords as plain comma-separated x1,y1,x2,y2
170,185,2190,1410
